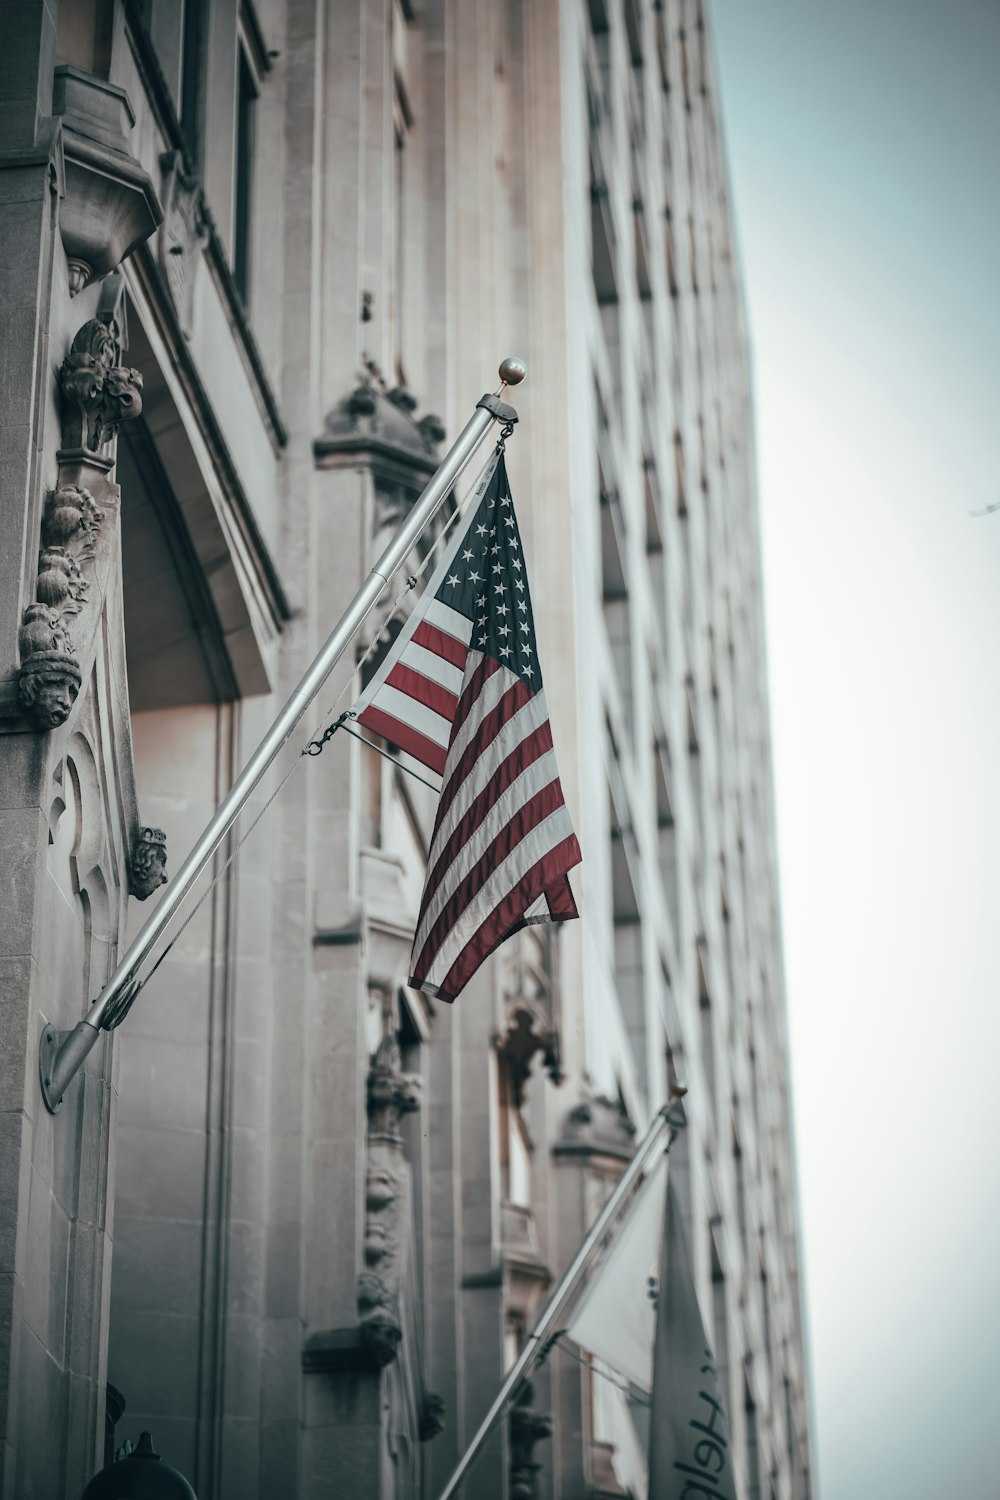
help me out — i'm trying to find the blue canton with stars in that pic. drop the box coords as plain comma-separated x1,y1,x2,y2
435,456,541,692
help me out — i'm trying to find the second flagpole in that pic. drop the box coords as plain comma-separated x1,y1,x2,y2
39,361,527,1113
435,1089,687,1500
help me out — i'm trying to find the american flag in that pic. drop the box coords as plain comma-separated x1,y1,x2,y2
351,451,581,1001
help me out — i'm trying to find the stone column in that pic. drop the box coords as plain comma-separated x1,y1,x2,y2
0,8,162,1489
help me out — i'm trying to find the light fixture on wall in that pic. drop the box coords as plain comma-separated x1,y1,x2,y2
80,1432,196,1499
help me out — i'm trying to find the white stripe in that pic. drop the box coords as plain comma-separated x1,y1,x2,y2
400,640,464,697
412,751,562,956
364,683,452,748
417,806,577,985
438,657,513,778
431,691,551,856
424,597,474,645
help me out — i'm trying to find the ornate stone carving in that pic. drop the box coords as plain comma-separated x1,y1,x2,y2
158,151,208,337
128,827,168,901
18,652,83,730
509,1382,552,1500
18,605,74,660
357,1271,402,1368
554,1094,637,1163
356,1012,422,1369
419,1391,446,1442
60,319,143,455
16,479,105,730
367,1032,422,1138
496,930,562,1105
52,65,162,296
315,360,445,482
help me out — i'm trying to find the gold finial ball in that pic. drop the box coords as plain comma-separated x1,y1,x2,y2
499,356,527,387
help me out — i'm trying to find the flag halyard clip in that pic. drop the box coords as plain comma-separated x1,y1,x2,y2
304,710,353,757
475,393,518,454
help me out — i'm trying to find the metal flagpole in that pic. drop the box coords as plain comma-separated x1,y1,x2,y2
434,1088,688,1500
39,359,528,1114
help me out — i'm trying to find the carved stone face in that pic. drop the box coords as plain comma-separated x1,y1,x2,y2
130,847,167,900
18,652,82,731
128,828,168,901
366,1165,398,1212
104,365,143,420
32,673,77,727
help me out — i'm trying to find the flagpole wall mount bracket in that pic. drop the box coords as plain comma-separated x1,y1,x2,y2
39,1020,101,1115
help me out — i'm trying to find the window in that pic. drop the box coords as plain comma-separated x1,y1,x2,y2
499,1059,532,1209
391,0,413,380
56,0,114,76
181,0,206,160
697,940,716,1114
233,43,258,303
744,1372,761,1500
711,1239,730,1409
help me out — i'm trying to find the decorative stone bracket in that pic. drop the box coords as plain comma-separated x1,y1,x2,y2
496,929,563,1106
59,316,143,460
316,358,445,483
554,1095,637,1164
509,1381,552,1500
16,289,143,733
301,1010,443,1440
17,483,101,730
358,1024,422,1368
52,65,162,297
128,827,168,901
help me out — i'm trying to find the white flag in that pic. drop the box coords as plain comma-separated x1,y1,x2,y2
565,1152,667,1392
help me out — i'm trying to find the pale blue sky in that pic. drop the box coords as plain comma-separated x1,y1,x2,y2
711,2,1000,1495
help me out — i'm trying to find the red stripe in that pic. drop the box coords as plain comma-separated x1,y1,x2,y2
410,835,582,1000
415,722,555,931
386,662,459,721
411,780,569,981
412,620,469,670
537,871,579,921
356,706,448,776
437,674,533,827
443,655,500,749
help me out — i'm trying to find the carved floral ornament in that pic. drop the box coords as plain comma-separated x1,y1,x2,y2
60,318,143,456
509,1381,553,1500
17,484,100,730
17,311,143,732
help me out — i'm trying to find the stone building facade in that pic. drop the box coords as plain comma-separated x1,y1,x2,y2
0,2,812,1498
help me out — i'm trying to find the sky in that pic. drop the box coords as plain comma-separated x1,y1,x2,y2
710,2,1000,1496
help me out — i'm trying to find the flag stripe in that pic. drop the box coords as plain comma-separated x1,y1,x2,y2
436,842,580,996
419,718,554,912
427,693,552,863
413,746,563,950
356,707,449,775
436,673,534,828
400,639,466,696
412,619,470,668
424,596,474,645
384,664,459,724
359,683,452,748
412,830,582,999
411,789,573,979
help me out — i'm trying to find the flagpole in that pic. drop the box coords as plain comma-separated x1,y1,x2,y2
39,360,527,1114
435,1088,687,1500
